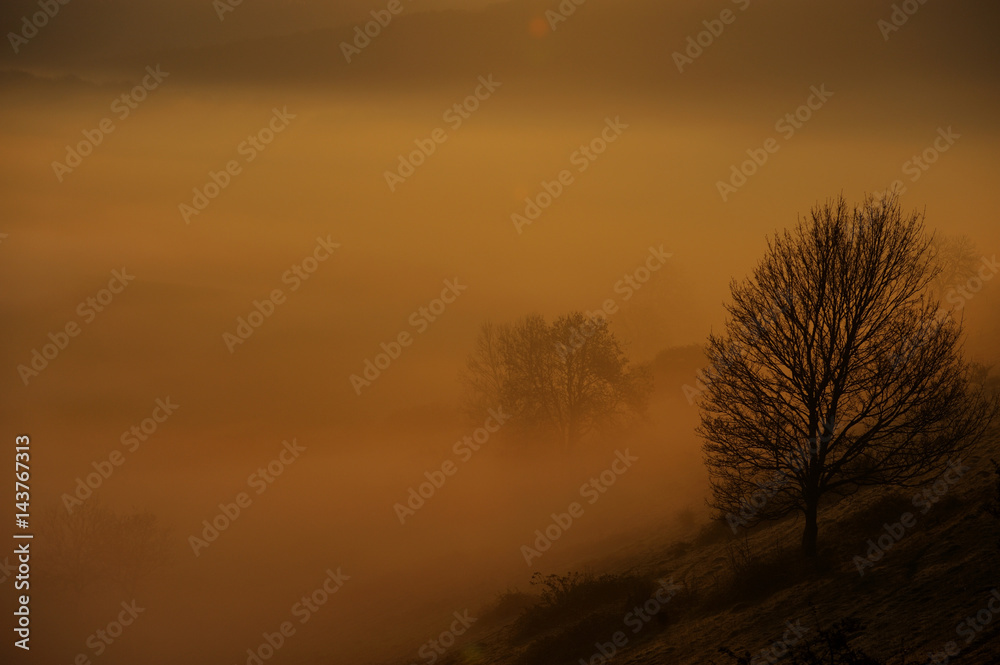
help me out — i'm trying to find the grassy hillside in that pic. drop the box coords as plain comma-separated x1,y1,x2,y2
423,419,1000,665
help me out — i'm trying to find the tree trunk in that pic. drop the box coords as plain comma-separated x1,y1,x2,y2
801,499,819,557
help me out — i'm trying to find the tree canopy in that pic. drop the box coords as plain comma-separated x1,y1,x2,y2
462,312,651,450
699,195,996,556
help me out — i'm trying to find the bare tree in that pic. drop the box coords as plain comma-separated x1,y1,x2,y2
461,320,512,421
699,194,996,556
39,500,172,597
462,312,651,450
39,500,117,597
930,234,980,298
104,510,173,595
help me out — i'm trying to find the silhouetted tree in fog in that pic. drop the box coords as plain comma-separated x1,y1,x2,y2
462,312,651,450
699,195,997,557
929,233,980,299
40,500,172,597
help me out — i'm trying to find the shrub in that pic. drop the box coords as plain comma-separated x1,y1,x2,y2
693,518,733,547
510,571,654,642
515,610,625,665
717,614,910,665
479,588,538,625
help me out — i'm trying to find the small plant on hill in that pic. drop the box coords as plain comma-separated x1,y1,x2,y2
510,571,655,643
717,614,911,665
